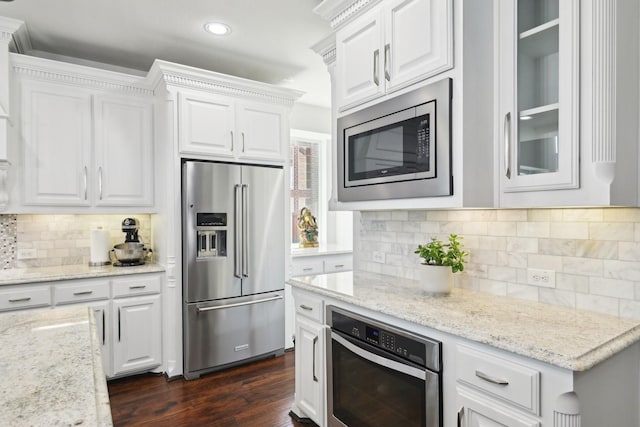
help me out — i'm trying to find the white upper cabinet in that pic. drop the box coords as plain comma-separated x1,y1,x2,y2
498,0,579,195
22,81,92,206
178,91,288,164
15,55,155,211
497,0,640,207
335,0,453,112
93,94,154,207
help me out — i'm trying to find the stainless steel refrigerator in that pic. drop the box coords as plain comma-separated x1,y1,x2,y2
182,160,285,380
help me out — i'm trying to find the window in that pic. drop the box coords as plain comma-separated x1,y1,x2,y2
290,130,328,246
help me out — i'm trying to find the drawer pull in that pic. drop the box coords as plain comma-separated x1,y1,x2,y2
73,290,94,296
475,370,509,386
302,268,314,272
334,264,344,268
299,304,313,311
9,297,31,303
129,285,147,290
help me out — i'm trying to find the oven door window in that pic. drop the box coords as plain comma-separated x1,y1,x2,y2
331,335,427,427
344,101,436,188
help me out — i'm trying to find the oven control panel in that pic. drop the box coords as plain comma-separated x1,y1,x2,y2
330,307,441,371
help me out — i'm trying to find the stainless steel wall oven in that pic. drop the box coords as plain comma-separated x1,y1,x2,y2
326,306,442,427
337,78,452,202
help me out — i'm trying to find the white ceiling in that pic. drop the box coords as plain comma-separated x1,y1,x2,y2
0,0,332,107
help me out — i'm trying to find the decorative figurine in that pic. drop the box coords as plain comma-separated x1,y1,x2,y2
297,207,319,248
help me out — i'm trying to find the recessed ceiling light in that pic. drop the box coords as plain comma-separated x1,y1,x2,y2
204,22,232,36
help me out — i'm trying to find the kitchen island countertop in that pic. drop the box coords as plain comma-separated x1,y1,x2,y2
0,306,112,426
0,263,165,287
288,270,640,371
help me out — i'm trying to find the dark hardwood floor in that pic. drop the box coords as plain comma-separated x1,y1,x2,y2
108,350,315,427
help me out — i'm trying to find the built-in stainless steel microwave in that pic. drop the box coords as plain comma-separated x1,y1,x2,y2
337,78,452,202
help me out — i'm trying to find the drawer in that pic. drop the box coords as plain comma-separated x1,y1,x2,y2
0,285,51,312
323,255,353,273
54,280,110,305
112,274,161,298
294,290,324,323
291,259,324,277
457,344,540,415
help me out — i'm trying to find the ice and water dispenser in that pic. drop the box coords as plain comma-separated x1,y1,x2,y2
196,212,227,258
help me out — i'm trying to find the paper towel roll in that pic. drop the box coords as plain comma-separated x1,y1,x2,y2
90,228,111,266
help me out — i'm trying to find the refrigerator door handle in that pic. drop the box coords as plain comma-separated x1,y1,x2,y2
234,184,242,278
242,184,249,277
196,295,283,312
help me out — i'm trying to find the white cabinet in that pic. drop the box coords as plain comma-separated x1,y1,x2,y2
21,81,92,206
14,55,155,210
497,0,579,196
178,90,287,163
457,387,540,427
335,0,453,111
110,274,162,377
0,283,51,311
290,253,353,277
112,294,161,376
93,94,154,206
292,288,326,426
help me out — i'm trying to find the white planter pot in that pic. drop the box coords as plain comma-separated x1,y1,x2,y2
419,264,453,295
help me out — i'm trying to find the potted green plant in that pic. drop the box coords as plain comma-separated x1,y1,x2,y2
414,234,468,294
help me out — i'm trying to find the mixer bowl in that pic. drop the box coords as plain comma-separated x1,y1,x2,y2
112,242,149,263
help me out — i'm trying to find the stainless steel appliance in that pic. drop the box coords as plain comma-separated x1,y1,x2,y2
337,78,452,202
182,160,285,380
111,218,153,266
327,306,442,427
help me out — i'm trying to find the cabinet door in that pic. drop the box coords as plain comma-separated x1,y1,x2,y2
22,81,92,206
384,0,453,93
93,95,154,206
112,294,161,377
236,101,286,162
294,315,325,425
458,387,540,427
335,7,385,111
87,300,111,378
499,0,579,195
178,91,235,157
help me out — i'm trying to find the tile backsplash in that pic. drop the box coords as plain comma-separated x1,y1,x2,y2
0,214,152,268
356,208,640,320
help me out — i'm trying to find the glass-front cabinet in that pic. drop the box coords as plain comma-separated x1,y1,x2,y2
498,0,579,194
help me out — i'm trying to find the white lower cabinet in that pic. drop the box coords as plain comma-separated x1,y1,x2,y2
292,288,325,426
457,387,539,427
112,294,161,376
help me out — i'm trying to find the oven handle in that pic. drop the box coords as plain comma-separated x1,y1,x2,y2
331,331,425,379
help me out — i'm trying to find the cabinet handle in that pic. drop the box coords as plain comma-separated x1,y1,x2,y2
118,308,121,342
504,112,511,179
334,264,344,268
384,43,391,81
373,49,380,86
241,132,245,152
302,267,313,272
8,297,31,303
73,290,93,296
98,167,103,200
475,370,509,385
230,130,234,151
102,310,106,346
299,304,313,311
312,335,318,382
83,166,88,200
129,285,146,290
457,406,464,427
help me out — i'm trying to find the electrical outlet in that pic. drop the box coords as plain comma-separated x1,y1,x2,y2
372,251,385,263
527,268,556,288
17,248,37,260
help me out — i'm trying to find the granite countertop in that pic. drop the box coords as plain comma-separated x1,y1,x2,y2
288,271,640,371
0,263,165,287
291,243,353,258
0,306,112,426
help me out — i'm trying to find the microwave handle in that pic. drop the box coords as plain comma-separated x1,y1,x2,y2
373,49,380,86
504,112,511,179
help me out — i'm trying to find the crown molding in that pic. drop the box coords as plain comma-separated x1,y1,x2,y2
314,0,383,30
11,53,153,96
311,33,336,67
148,59,303,107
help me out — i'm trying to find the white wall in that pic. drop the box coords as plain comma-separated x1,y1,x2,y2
290,102,332,134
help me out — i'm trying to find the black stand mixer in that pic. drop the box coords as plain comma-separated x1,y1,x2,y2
111,218,151,266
